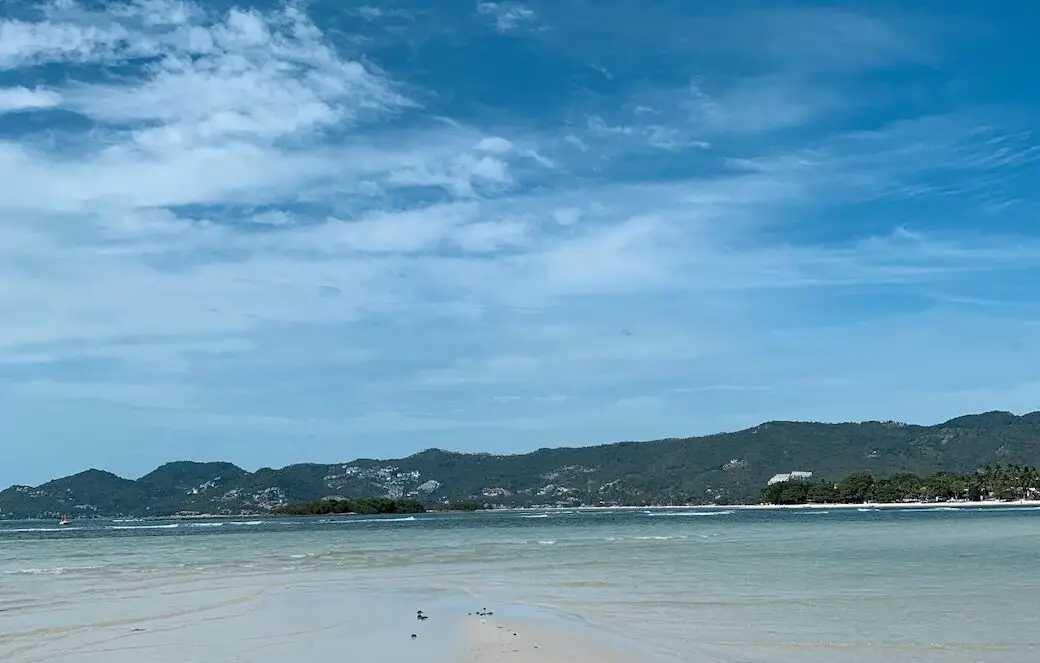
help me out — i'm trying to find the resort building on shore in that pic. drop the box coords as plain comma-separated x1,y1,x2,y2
767,471,814,485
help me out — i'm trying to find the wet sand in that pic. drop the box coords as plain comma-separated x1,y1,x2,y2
466,614,659,663
2,574,667,663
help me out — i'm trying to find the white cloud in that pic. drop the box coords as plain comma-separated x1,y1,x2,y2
0,2,431,216
477,136,513,153
586,115,711,151
477,2,538,33
0,86,61,112
0,15,127,69
685,76,839,135
59,11,406,142
355,6,382,21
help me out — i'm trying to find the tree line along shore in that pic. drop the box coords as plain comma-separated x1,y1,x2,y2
276,465,1040,514
273,497,484,516
761,464,1040,505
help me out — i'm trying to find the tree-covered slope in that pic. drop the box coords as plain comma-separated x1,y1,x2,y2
3,410,1040,517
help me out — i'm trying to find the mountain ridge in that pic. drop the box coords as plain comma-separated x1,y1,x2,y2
4,409,1040,518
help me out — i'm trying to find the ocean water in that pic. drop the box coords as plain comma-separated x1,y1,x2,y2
3,506,1039,662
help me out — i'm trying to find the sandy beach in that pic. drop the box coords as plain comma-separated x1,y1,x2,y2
2,574,668,663
466,615,656,663
731,498,1040,510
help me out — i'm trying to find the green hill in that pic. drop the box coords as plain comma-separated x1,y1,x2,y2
3,410,1040,518
0,470,147,517
137,462,251,515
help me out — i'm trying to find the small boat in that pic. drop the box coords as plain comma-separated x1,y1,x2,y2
59,515,70,526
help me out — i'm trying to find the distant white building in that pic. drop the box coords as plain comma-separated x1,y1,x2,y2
767,471,813,485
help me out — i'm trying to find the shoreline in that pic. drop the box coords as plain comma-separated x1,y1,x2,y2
10,499,1039,522
727,499,1040,510
493,498,1040,512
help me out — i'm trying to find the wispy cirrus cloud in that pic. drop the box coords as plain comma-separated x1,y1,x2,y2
1,0,1039,485
477,2,538,33
714,7,933,71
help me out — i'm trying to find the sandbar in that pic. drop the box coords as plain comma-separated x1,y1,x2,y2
2,573,672,663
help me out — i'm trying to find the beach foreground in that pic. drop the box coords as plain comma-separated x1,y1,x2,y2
2,574,660,663
4,508,1040,662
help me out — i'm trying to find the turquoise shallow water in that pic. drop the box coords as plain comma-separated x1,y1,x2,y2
3,506,1040,662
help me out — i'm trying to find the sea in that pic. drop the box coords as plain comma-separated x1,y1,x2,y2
3,506,1039,662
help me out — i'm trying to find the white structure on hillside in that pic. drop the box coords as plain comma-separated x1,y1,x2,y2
767,471,813,485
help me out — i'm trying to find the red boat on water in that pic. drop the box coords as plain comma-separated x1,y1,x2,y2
59,515,70,526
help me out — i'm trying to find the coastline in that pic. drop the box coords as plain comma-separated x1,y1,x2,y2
730,498,1040,510
497,498,1040,512
16,498,1038,522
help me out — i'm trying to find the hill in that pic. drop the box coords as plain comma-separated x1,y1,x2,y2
3,410,1040,518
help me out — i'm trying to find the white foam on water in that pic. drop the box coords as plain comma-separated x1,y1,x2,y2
967,506,1040,512
645,510,734,517
1,527,71,533
330,515,420,523
3,565,101,575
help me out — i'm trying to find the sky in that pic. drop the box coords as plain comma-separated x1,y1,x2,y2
2,0,1040,487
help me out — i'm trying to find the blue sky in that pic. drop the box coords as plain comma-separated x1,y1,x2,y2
2,0,1039,487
